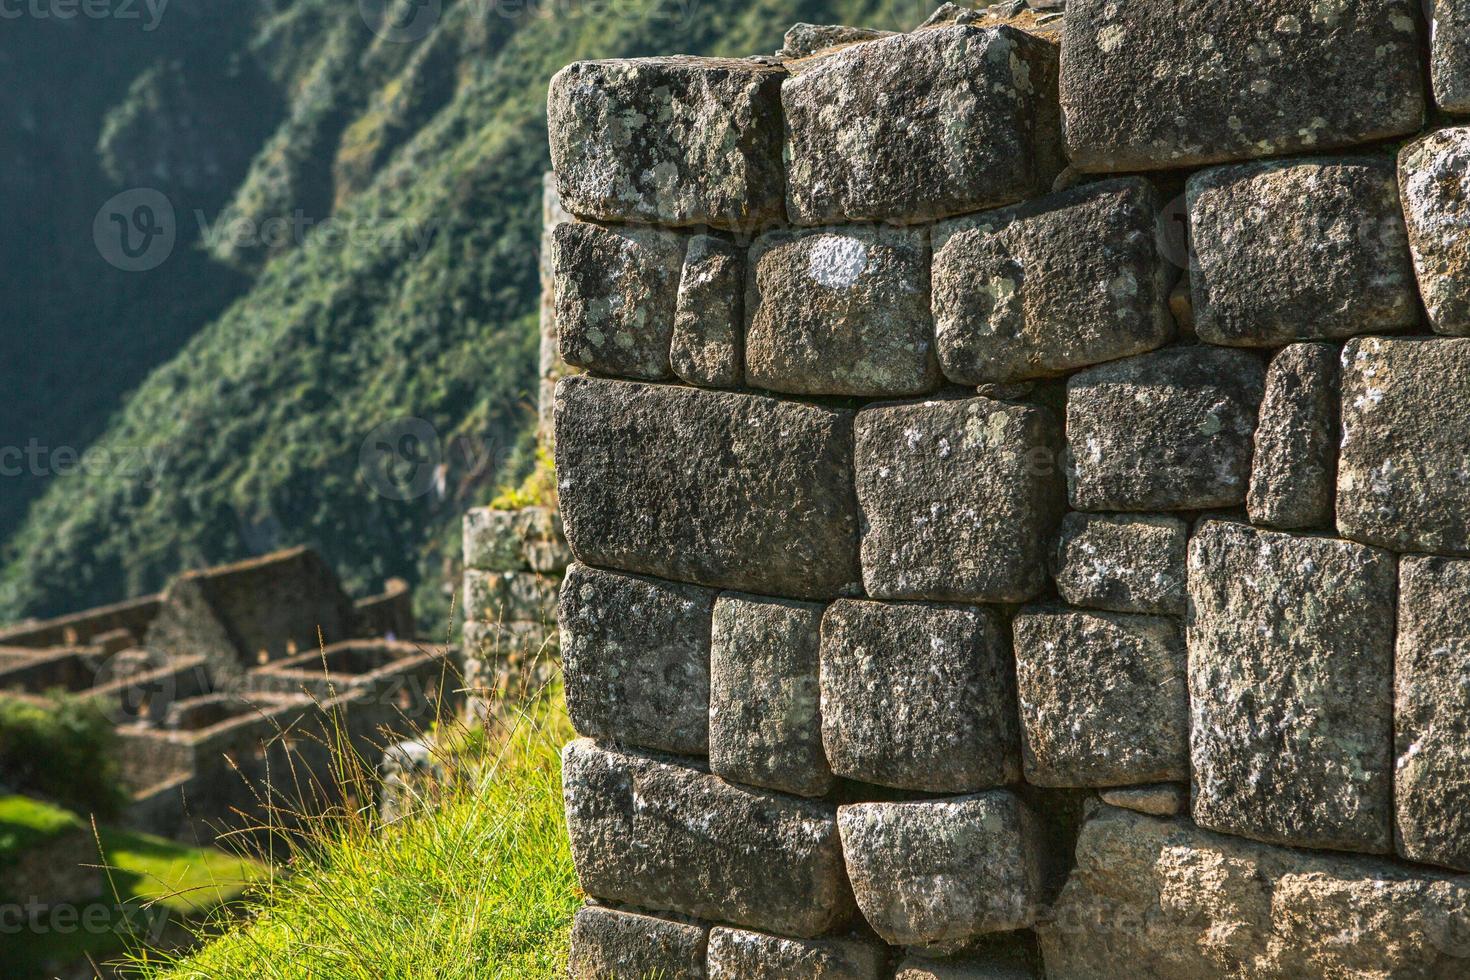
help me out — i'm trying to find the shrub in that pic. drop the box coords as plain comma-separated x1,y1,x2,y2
0,694,128,819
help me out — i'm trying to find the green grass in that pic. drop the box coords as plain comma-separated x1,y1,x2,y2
0,794,85,867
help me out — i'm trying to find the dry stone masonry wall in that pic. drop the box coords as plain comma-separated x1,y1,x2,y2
547,1,1470,975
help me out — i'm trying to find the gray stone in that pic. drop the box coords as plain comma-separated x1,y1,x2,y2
709,594,833,798
838,793,1042,951
463,570,558,625
548,57,786,229
526,536,572,576
1338,337,1470,556
782,25,1061,225
1433,0,1470,114
559,563,714,757
895,955,1039,980
1040,805,1470,979
855,397,1063,603
1396,556,1470,872
745,226,936,397
1051,513,1187,616
706,928,885,979
568,906,708,980
463,506,560,572
1188,520,1397,853
552,221,686,381
933,177,1173,385
1187,158,1418,347
1098,783,1188,818
778,23,896,61
672,235,744,388
1014,608,1188,788
820,600,1019,794
461,620,559,701
1060,0,1425,172
563,740,855,938
554,376,861,600
1399,128,1470,335
1247,343,1340,530
1065,348,1265,512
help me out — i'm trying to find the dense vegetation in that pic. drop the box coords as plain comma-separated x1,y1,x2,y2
0,695,128,818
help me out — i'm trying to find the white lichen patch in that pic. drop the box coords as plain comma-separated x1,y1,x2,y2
808,235,869,289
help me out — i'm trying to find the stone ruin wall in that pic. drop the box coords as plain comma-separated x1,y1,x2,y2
544,1,1470,977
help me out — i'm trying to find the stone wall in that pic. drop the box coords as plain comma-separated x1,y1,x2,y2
547,1,1470,976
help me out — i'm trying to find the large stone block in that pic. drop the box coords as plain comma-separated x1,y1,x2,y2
1051,513,1187,616
782,25,1060,225
552,221,685,381
933,178,1173,385
548,57,786,229
1399,128,1470,336
820,600,1018,794
744,226,936,397
1187,158,1417,347
568,906,708,980
1060,0,1425,172
1040,806,1470,979
706,928,885,979
563,740,854,938
554,376,861,600
672,235,744,388
1013,608,1187,788
855,397,1062,603
1188,520,1397,853
838,794,1041,952
560,563,715,757
463,506,562,572
1065,348,1265,512
1247,343,1340,531
1338,337,1470,556
463,570,558,625
1396,556,1470,872
1433,0,1470,114
709,594,833,798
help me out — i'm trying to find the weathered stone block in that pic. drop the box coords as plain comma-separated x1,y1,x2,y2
838,793,1041,951
672,235,744,388
745,226,936,397
1247,343,1340,530
568,906,708,980
820,600,1018,794
1040,806,1470,979
563,740,854,938
462,620,559,700
1013,608,1187,788
1432,0,1470,114
933,177,1172,385
855,397,1062,603
1399,128,1470,335
1338,337,1470,556
554,376,861,600
463,570,558,625
895,955,1039,980
464,507,563,572
778,23,895,61
1051,513,1187,616
706,928,885,979
1066,348,1265,511
783,25,1061,225
1396,556,1470,872
552,221,685,380
709,594,832,798
1187,158,1417,347
1188,520,1397,853
548,57,786,229
1098,784,1187,818
560,563,714,757
1060,0,1425,172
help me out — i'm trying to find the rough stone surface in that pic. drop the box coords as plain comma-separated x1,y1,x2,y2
1014,608,1188,788
855,397,1063,603
1040,806,1470,979
1051,512,1187,615
1433,0,1470,114
745,225,936,397
548,57,786,229
1399,127,1470,335
783,25,1061,225
1247,343,1340,531
463,570,559,625
1188,520,1397,853
838,794,1041,952
1187,158,1418,347
554,376,861,599
895,956,1039,980
1065,348,1265,512
552,220,685,380
559,563,715,756
1396,556,1470,872
563,740,854,938
709,594,833,798
1060,0,1425,172
933,177,1173,384
1098,783,1187,818
672,235,744,388
1338,337,1470,556
462,506,561,572
778,23,896,60
706,928,885,979
568,906,708,980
